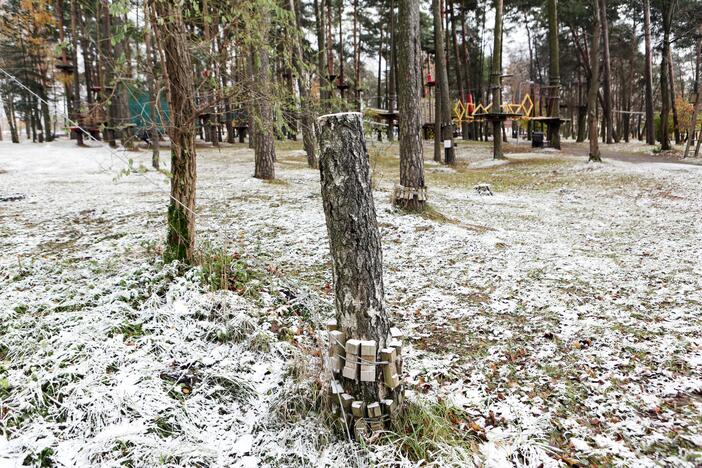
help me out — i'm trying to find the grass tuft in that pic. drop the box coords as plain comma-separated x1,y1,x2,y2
381,399,479,463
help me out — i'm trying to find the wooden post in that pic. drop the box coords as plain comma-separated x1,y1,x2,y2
318,111,392,407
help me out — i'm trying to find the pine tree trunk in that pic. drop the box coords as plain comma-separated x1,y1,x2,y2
289,0,318,168
314,0,329,109
598,0,615,143
490,0,504,159
448,1,466,140
432,0,455,164
144,4,160,169
643,0,655,145
3,98,19,143
317,112,390,405
660,1,673,151
684,26,701,158
387,2,396,141
151,0,198,263
69,0,84,146
546,0,561,149
459,4,472,140
102,0,117,148
667,45,681,144
588,0,602,162
250,16,276,180
394,0,426,211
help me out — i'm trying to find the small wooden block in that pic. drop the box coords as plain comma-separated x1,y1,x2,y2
360,340,377,357
379,347,397,363
351,401,366,418
354,418,370,440
367,402,382,418
326,319,338,331
329,330,346,373
330,380,343,395
360,368,376,382
343,339,361,380
360,340,376,382
340,393,354,412
382,399,395,414
390,327,404,340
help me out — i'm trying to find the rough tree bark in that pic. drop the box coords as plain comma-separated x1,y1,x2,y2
547,0,561,149
250,16,276,180
144,3,160,169
314,0,329,108
387,2,396,141
432,0,455,164
69,0,84,146
150,0,198,263
667,44,681,144
684,26,701,158
660,0,674,151
643,0,655,145
289,0,318,169
3,97,19,143
490,0,504,159
588,0,602,162
317,112,390,405
394,0,426,211
598,0,616,143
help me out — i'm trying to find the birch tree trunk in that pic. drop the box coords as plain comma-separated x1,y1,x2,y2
151,0,198,263
395,0,426,211
318,112,390,405
588,0,602,162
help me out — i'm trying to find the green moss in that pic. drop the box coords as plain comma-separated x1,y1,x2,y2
164,204,191,263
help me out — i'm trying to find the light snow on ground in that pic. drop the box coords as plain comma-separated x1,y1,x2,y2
1,137,701,467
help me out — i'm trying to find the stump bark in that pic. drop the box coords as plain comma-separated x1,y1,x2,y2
318,112,391,404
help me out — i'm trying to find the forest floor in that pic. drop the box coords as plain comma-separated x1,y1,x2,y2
1,136,701,467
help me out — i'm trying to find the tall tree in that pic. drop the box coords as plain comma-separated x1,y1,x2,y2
490,0,504,159
432,0,455,164
250,14,276,180
684,24,701,158
643,0,655,144
598,0,615,143
547,0,561,150
288,0,318,169
150,0,198,263
588,0,602,162
659,0,675,150
394,0,426,211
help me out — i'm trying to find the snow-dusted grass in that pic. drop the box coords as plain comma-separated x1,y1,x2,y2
1,137,701,466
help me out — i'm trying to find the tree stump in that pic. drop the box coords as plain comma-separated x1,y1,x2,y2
318,112,400,430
